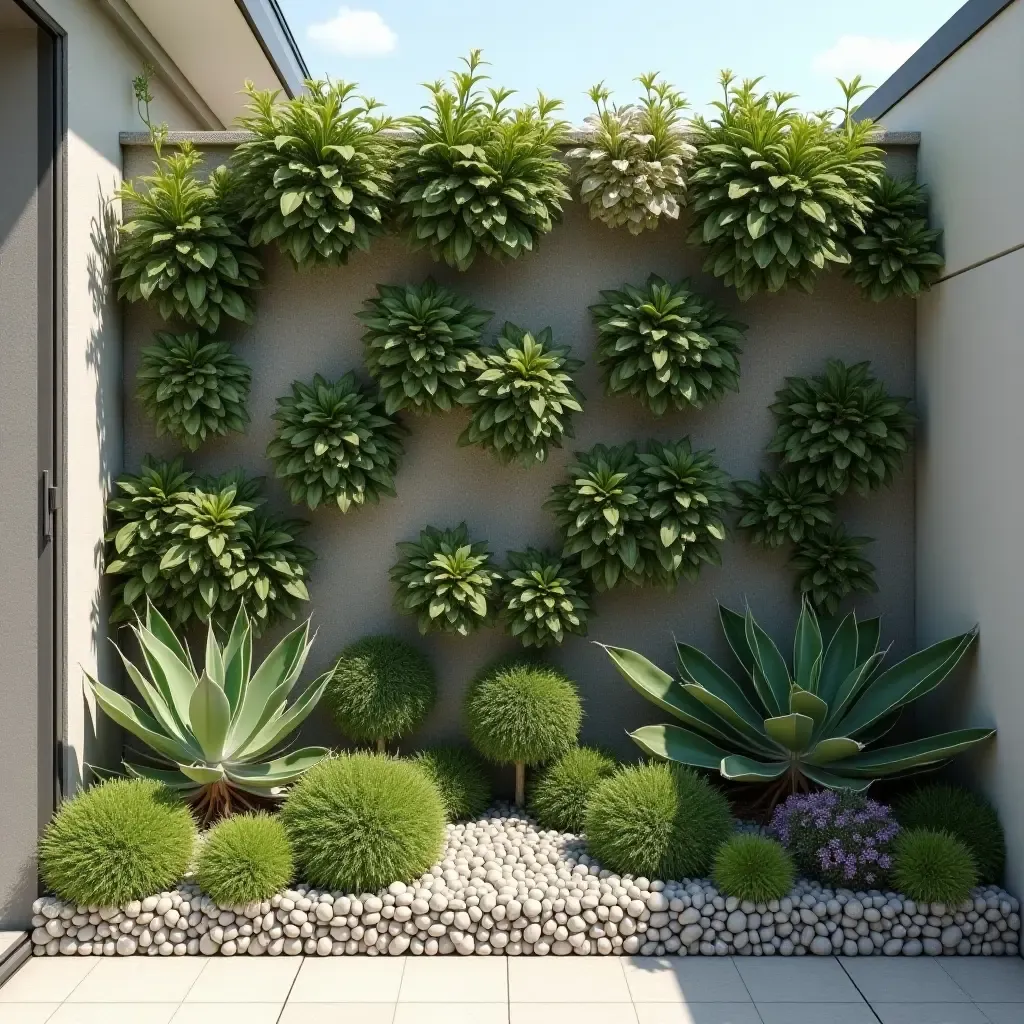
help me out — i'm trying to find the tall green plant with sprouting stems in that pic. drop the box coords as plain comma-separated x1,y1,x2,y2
131,62,169,156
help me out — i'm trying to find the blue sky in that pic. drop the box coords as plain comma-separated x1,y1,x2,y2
277,0,967,121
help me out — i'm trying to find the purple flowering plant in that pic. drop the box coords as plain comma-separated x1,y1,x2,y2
770,789,900,891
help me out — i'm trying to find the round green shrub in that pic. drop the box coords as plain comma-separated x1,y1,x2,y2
411,746,492,821
893,828,978,906
500,548,589,649
735,470,835,548
896,784,1005,884
790,522,877,616
530,746,617,834
465,661,582,766
281,754,446,893
326,636,437,749
585,763,732,879
195,812,293,905
39,779,196,906
713,834,795,904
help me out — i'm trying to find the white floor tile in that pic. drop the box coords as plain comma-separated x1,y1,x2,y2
735,957,863,1003
623,957,752,1003
172,1003,285,1023
871,1003,991,1024
634,1003,764,1024
288,955,405,1003
399,956,507,1003
0,1005,60,1024
937,958,1024,1002
278,1003,395,1023
0,957,97,1003
183,956,300,1003
508,956,631,1003
840,957,971,1002
394,1003,509,1024
66,956,206,1004
756,1004,875,1024
510,1003,638,1024
48,1003,178,1023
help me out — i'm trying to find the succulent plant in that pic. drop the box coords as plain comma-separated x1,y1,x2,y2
359,281,492,414
790,522,877,615
239,512,314,628
458,324,583,465
688,74,884,299
390,523,502,636
267,372,405,513
136,331,251,451
568,73,696,235
232,80,395,267
769,359,914,496
590,276,745,415
116,144,261,331
735,470,835,548
848,176,944,301
394,50,570,270
500,548,590,648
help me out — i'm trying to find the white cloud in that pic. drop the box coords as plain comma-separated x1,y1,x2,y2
307,7,397,57
812,35,920,81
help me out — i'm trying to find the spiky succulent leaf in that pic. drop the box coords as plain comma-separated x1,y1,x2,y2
359,281,492,414
790,523,877,615
735,469,835,547
500,548,589,648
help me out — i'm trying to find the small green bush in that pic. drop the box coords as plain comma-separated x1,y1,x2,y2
585,763,732,879
196,812,293,905
897,784,1005,884
713,834,795,904
326,636,437,750
281,754,446,893
530,746,617,834
500,548,589,648
790,522,877,616
39,779,196,906
894,828,978,906
411,746,492,821
735,470,835,548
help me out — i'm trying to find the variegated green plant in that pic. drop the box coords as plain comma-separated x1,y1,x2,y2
87,603,329,823
735,470,835,548
500,548,589,648
790,523,877,616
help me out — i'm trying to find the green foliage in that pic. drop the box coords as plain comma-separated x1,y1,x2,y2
390,523,502,636
359,281,492,415
735,470,835,548
116,144,261,332
769,359,914,496
281,753,446,892
585,763,732,878
266,373,405,513
465,661,582,766
411,746,492,821
137,331,251,451
604,597,994,793
87,604,329,823
458,324,583,465
195,812,294,904
39,779,196,905
568,73,696,234
232,80,395,267
713,834,795,903
688,74,884,299
894,828,978,905
897,784,1005,884
395,50,570,270
790,523,877,616
530,746,617,833
326,635,437,747
500,548,589,648
849,176,944,301
590,276,745,414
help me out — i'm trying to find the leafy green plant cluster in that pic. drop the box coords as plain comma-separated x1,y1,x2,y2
267,372,405,513
411,746,492,821
499,548,589,648
713,834,795,903
735,470,834,548
894,828,978,905
530,746,617,833
195,812,294,904
790,523,877,614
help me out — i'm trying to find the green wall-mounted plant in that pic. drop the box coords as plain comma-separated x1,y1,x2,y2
790,522,877,615
500,548,589,648
735,469,835,548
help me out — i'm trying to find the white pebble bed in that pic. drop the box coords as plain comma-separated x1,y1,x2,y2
31,809,1020,959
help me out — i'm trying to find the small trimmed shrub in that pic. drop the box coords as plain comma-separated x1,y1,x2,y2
896,784,1005,884
196,813,294,905
735,470,835,548
500,548,589,648
713,834,795,903
585,763,732,879
326,636,437,751
411,746,492,821
39,779,196,906
894,828,978,906
530,746,617,834
282,754,446,893
790,522,877,616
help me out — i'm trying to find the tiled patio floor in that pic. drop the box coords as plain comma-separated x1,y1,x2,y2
2,952,1024,1023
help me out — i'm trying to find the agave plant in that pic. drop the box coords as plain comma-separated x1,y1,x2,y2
604,598,993,806
87,602,329,823
232,80,395,267
458,324,583,465
500,548,589,648
390,523,502,635
590,276,745,415
790,523,877,615
359,281,492,414
568,73,696,235
735,470,835,548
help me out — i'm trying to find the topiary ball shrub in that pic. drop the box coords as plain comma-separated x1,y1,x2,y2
195,812,293,905
38,779,196,906
530,746,617,834
585,763,732,879
326,636,437,752
896,784,1005,884
281,754,446,893
893,828,978,906
713,834,795,904
411,746,492,821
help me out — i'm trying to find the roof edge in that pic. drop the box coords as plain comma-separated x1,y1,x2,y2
234,0,309,98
